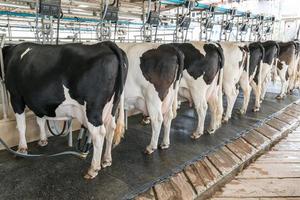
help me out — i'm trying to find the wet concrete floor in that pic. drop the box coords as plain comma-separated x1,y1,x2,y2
0,92,299,200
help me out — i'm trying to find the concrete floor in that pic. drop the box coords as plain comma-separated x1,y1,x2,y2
0,91,299,200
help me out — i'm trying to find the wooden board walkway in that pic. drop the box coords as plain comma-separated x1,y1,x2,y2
135,102,300,200
211,127,300,200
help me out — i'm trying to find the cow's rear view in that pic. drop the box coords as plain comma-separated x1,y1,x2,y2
3,41,128,179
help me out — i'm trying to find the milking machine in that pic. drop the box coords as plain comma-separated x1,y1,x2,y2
97,0,119,41
238,11,251,41
173,0,193,42
35,0,62,44
219,8,236,41
141,0,161,42
199,5,215,41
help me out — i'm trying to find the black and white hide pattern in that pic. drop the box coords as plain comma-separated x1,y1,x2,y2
276,41,297,98
239,42,265,114
2,41,128,179
173,42,224,139
116,43,184,154
260,40,280,101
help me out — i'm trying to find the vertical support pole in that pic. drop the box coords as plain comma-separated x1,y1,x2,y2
68,119,73,147
0,34,8,120
125,109,128,130
50,16,54,44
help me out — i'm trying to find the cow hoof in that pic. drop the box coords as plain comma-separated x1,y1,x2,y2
191,133,202,140
207,129,215,134
38,140,48,147
276,95,284,100
239,109,246,115
222,118,229,124
102,160,112,168
252,107,260,112
160,144,170,150
141,117,151,126
17,148,28,155
84,168,99,179
144,146,156,154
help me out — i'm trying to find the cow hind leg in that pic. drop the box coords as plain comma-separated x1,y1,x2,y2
10,95,27,154
160,108,174,150
102,115,116,168
192,98,208,139
277,66,288,99
36,117,48,147
223,86,238,123
15,113,27,154
145,92,163,154
250,81,261,112
239,74,251,114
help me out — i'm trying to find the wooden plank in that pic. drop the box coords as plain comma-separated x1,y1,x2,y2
266,118,289,131
184,163,206,194
275,113,297,125
256,151,300,163
272,141,300,151
207,148,238,174
291,103,300,112
236,163,300,178
134,188,156,200
210,197,300,200
242,130,270,149
214,178,300,198
284,109,300,120
226,138,256,160
255,124,281,140
154,172,196,200
282,134,300,142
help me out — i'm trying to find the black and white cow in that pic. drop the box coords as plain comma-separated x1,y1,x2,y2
219,42,249,122
239,42,265,113
276,41,297,99
174,42,224,138
114,43,184,154
2,41,128,179
260,41,280,101
292,40,300,90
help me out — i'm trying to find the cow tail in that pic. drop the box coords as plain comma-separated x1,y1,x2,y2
103,41,128,146
170,44,184,117
113,92,125,146
272,42,280,84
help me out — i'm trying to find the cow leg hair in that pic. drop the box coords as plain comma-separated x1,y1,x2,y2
160,108,173,149
250,81,261,112
144,92,163,154
277,66,288,99
223,86,238,123
191,98,207,139
102,115,116,168
84,124,105,179
239,72,251,114
36,117,48,147
16,113,27,154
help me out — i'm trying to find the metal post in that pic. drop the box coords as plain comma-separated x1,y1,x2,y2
50,16,54,44
68,120,73,147
0,34,8,120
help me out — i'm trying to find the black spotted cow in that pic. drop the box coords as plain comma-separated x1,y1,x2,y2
260,41,280,101
276,42,297,99
114,43,184,154
174,42,224,138
219,42,249,122
292,40,300,90
239,42,265,113
2,41,128,179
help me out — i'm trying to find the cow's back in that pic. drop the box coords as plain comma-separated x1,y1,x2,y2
4,42,121,123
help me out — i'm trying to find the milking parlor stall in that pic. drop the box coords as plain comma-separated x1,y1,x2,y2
1,0,300,199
